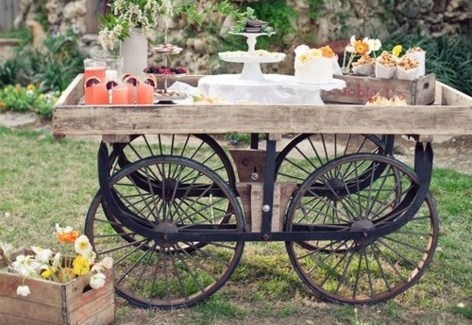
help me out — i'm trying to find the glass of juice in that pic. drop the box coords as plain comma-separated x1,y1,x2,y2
84,58,106,84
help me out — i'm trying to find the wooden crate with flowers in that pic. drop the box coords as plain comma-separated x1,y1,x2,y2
322,36,436,105
0,225,114,325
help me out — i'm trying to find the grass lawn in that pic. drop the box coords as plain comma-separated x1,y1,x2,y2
0,126,470,324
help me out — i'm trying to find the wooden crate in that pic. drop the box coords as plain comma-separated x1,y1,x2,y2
0,249,114,325
322,74,436,105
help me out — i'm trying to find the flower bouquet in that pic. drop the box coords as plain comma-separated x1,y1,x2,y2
0,225,114,324
342,35,382,75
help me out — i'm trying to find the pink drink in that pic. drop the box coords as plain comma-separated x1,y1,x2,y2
85,83,108,105
137,83,154,104
111,85,130,105
84,67,106,83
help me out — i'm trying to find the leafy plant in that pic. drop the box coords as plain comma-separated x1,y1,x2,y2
0,84,59,119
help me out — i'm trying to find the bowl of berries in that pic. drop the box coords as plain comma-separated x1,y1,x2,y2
144,65,188,75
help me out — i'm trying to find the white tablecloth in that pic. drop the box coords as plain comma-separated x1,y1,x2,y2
197,74,345,105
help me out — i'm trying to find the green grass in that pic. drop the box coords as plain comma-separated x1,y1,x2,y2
0,126,471,324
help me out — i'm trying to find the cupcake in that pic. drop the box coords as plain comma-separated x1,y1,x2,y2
397,56,419,80
406,47,426,77
375,51,397,79
352,54,375,76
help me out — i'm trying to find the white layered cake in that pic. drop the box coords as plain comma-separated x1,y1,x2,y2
294,45,335,84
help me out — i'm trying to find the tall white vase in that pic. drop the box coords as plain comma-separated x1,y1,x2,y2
120,28,148,78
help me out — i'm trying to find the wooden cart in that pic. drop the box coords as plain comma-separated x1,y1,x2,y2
54,75,472,309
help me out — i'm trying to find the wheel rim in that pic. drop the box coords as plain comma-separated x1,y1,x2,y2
285,154,438,304
276,134,394,183
86,156,244,309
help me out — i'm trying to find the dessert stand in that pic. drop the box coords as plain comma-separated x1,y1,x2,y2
219,32,285,81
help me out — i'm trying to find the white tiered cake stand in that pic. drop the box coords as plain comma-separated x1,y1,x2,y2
218,32,285,81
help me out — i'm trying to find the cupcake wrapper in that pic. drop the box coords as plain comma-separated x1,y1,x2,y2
352,63,374,76
397,67,420,80
375,62,396,79
406,51,425,77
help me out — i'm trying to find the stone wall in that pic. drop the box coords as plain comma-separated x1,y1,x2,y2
9,0,471,74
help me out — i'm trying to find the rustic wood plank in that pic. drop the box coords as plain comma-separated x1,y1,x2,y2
56,74,84,106
0,313,57,325
437,81,472,106
0,272,63,308
53,103,472,136
0,297,63,323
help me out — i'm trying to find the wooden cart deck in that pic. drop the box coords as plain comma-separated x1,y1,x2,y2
53,74,472,138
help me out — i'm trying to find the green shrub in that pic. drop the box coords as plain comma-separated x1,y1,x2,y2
0,84,59,119
383,31,472,95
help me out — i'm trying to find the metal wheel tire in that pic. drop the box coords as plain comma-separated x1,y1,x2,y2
285,154,438,304
86,155,244,309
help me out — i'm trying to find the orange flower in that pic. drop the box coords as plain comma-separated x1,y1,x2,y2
56,230,80,243
321,45,335,58
354,40,370,55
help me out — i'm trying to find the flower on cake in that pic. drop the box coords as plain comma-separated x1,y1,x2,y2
0,225,113,297
295,44,336,65
342,35,382,74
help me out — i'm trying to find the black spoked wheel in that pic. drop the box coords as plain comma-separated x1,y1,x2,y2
285,154,438,304
111,134,236,189
85,156,244,309
275,134,394,183
89,135,236,254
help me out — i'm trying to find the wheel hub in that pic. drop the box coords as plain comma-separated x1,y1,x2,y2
155,222,178,248
351,219,375,246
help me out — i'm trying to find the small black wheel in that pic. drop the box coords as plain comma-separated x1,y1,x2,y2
276,134,394,183
285,154,438,304
85,156,244,309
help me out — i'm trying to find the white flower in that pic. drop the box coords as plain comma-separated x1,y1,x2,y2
17,285,31,297
83,250,97,265
52,252,62,269
55,223,73,234
31,246,53,263
102,257,113,269
457,302,465,308
294,44,310,56
74,235,92,256
92,256,113,273
368,38,382,52
89,273,106,289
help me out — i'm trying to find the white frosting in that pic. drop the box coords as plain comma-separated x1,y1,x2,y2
295,57,333,84
294,45,334,84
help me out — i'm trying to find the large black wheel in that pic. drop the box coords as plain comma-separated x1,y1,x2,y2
275,134,394,183
285,154,438,304
85,155,244,309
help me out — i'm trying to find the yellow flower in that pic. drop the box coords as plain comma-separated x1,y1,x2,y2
41,266,56,279
298,53,309,64
73,255,90,276
309,48,322,58
392,45,403,57
27,84,36,91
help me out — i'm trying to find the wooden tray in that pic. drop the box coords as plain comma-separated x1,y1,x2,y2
53,74,472,142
